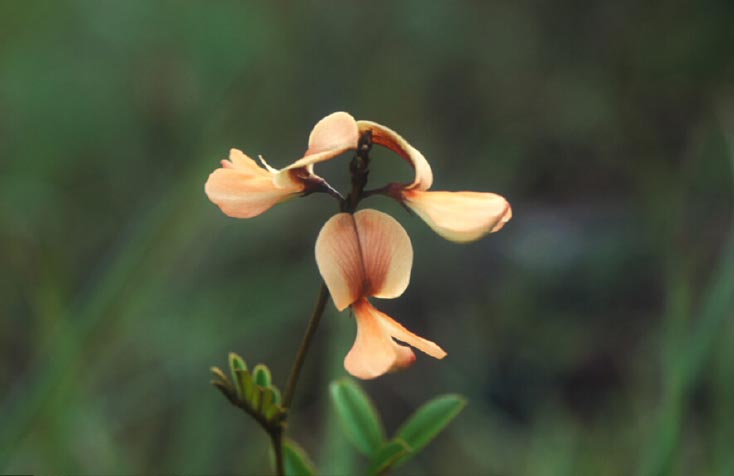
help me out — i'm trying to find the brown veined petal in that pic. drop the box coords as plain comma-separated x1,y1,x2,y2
315,213,364,311
357,120,433,191
205,149,303,219
274,112,359,188
353,209,413,300
402,190,512,243
315,209,413,310
344,299,418,380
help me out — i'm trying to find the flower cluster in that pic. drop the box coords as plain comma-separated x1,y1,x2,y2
205,112,511,379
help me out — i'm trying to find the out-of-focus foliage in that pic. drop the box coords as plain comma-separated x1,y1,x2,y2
1,1,732,475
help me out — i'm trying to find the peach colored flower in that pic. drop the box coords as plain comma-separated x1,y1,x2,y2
206,111,511,242
205,112,359,218
357,120,512,243
315,209,446,379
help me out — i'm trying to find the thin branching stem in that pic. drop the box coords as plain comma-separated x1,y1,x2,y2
283,282,331,408
270,429,285,476
268,129,374,475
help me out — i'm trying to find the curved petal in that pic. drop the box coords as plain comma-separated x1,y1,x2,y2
345,299,417,380
353,209,412,300
377,307,447,360
357,120,433,190
274,112,359,188
345,299,444,380
205,149,303,219
307,111,360,158
315,209,413,311
402,190,512,243
315,213,363,311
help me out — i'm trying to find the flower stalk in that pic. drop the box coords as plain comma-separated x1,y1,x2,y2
269,130,374,474
283,282,331,409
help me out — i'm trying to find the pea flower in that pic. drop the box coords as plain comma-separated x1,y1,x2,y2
315,209,446,379
205,112,359,218
205,111,512,380
356,120,513,243
205,111,511,243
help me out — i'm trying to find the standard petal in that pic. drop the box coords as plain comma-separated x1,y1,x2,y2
402,190,512,243
205,149,303,219
315,213,364,311
274,112,359,188
353,209,413,300
344,299,417,380
315,209,413,310
357,120,433,191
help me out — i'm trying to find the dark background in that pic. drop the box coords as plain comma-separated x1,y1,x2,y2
1,1,732,475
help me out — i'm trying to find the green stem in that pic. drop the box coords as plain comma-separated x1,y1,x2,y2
269,282,329,475
283,282,330,409
271,129,372,474
271,429,285,476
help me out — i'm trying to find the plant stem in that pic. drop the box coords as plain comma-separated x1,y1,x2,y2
271,130,372,474
271,429,285,476
270,282,329,474
283,282,330,409
343,130,372,213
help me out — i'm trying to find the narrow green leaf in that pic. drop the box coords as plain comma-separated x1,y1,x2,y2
368,439,412,475
235,369,254,401
253,364,272,387
394,394,466,465
249,385,262,410
329,378,386,457
264,404,282,422
272,386,282,405
234,369,253,400
210,367,231,387
261,387,275,413
283,438,317,476
228,353,248,385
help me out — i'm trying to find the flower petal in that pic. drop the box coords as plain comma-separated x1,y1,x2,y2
205,149,303,218
344,299,418,380
315,213,363,311
357,120,433,190
377,307,447,360
274,112,359,188
402,190,512,243
353,209,412,300
307,111,360,158
315,210,413,311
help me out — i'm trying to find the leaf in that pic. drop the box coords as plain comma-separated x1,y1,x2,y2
261,387,275,412
253,364,272,387
228,352,248,385
271,386,282,405
394,394,466,465
329,378,386,457
235,369,255,401
368,439,412,475
249,385,262,410
283,438,317,476
210,366,231,386
264,403,282,422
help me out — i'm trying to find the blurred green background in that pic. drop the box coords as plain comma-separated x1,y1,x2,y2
1,1,733,475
